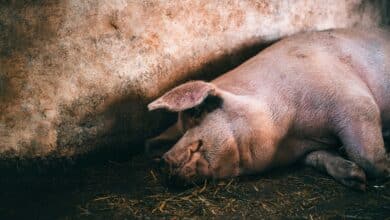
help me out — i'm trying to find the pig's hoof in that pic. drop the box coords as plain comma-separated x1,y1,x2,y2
326,160,367,191
338,170,367,191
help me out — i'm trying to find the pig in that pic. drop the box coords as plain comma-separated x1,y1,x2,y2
147,27,390,190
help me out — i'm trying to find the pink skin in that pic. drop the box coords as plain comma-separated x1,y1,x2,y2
147,28,390,190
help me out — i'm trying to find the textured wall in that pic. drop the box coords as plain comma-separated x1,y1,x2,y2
0,0,385,158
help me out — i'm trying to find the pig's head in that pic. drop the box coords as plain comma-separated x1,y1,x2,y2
148,81,254,183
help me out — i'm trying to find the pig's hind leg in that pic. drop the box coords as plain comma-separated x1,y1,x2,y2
335,98,389,178
304,150,366,190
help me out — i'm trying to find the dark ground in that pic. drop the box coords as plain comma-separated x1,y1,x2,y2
0,152,389,220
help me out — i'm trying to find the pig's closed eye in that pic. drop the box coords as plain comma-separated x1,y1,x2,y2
196,141,213,164
202,149,212,165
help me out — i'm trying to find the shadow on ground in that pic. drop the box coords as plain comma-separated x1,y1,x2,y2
0,153,388,219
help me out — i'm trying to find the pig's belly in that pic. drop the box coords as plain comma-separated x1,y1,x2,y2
271,136,340,167
272,122,389,168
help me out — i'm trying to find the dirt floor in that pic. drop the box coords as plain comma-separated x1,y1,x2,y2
0,152,389,220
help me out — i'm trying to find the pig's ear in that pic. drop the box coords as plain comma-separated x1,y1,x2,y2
148,81,221,112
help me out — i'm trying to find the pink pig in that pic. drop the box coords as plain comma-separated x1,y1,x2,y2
147,28,390,190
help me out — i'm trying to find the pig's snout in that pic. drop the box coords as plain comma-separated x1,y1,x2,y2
160,152,186,176
161,151,194,176
160,142,211,185
161,151,183,171
161,140,202,170
159,153,194,186
162,153,174,167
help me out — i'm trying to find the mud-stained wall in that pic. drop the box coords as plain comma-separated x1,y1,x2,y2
0,0,386,158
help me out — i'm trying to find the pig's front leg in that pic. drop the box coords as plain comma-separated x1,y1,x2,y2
145,123,182,159
304,150,367,190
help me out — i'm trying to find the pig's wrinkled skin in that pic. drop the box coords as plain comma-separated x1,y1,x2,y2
147,28,390,190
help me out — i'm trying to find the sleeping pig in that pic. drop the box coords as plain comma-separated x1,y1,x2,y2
147,27,390,190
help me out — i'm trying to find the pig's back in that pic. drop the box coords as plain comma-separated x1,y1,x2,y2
213,27,390,125
329,28,390,121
